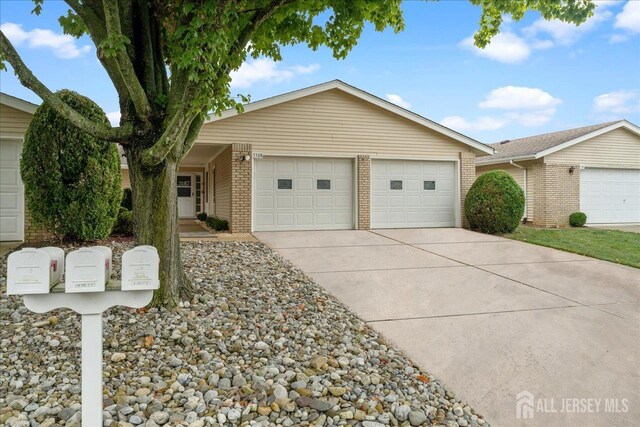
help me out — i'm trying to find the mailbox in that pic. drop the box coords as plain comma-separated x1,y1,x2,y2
121,246,160,291
65,247,112,293
7,247,63,295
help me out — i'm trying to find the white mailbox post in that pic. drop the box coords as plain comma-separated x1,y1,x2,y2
8,245,159,427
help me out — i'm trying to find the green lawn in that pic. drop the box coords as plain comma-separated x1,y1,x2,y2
503,227,640,269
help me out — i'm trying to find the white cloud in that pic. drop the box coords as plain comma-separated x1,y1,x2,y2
523,3,615,46
614,1,640,33
608,33,629,43
593,90,640,115
385,94,411,109
106,111,121,126
442,86,561,133
0,22,92,59
460,32,531,64
230,58,320,88
441,115,508,132
479,86,562,110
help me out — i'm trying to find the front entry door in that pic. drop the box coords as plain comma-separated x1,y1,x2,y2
177,174,196,218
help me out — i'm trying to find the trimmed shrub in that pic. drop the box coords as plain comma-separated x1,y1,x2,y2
112,208,134,236
121,188,133,210
465,171,525,234
196,212,208,221
569,212,587,227
21,90,121,241
205,216,229,231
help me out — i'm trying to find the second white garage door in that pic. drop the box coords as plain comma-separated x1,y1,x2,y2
254,157,354,231
580,168,640,224
0,139,24,241
371,159,456,228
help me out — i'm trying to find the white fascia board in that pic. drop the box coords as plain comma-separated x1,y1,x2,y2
536,121,640,158
476,154,537,166
205,80,495,155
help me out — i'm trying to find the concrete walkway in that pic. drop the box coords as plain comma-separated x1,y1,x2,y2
255,228,640,427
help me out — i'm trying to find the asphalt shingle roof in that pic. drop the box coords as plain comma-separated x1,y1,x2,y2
477,121,622,164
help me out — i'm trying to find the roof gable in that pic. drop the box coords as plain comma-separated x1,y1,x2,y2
477,120,640,165
206,80,494,155
0,92,38,115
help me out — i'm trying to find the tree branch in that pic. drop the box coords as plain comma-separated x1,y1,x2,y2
0,30,133,142
102,0,151,121
176,115,205,162
140,107,195,167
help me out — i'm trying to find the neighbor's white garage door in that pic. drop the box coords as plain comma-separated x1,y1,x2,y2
580,168,640,224
0,139,24,241
371,159,456,228
254,157,353,231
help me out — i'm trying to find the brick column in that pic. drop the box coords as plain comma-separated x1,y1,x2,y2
534,164,580,227
230,144,252,233
357,155,371,230
459,151,476,228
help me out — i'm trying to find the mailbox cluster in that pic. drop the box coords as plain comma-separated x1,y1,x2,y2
7,245,159,295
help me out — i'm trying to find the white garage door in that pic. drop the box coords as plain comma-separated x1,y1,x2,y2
580,168,640,224
372,159,456,228
254,157,354,231
0,139,25,241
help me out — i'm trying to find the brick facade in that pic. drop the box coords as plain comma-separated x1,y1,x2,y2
459,151,476,228
230,144,252,233
532,163,580,228
357,155,371,230
24,207,54,242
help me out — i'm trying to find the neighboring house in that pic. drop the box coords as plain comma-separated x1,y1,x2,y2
476,120,640,227
0,93,52,242
120,80,494,232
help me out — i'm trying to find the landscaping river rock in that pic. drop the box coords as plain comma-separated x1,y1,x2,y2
0,241,489,426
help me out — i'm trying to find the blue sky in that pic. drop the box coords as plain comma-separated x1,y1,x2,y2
1,0,639,143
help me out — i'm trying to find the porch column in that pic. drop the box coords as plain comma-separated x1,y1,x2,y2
231,143,252,233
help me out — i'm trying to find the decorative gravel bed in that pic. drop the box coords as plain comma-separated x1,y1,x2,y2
1,241,489,427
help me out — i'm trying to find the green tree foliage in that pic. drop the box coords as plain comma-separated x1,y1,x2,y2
21,90,121,241
1,0,596,306
465,171,525,234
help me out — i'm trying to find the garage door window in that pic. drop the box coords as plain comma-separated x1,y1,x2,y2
317,179,331,190
277,179,293,190
390,180,403,190
424,181,436,190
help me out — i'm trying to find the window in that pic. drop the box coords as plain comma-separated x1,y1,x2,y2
177,187,191,197
278,179,293,190
390,180,403,190
317,179,331,190
177,176,191,187
195,175,202,212
424,181,436,190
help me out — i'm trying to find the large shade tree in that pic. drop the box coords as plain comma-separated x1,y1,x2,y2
0,0,595,307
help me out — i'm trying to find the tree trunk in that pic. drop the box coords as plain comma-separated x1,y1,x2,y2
126,146,190,307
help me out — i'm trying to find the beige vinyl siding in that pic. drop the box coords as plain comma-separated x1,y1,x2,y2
121,169,131,188
545,128,640,168
0,104,33,138
197,89,475,158
476,163,534,219
209,146,231,221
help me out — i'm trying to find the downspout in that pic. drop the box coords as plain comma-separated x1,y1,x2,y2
510,160,527,223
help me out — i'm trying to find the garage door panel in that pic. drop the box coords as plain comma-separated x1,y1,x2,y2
580,168,640,224
254,157,354,231
0,139,24,241
372,159,456,229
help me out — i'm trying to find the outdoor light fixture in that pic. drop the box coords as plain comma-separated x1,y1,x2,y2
240,154,251,161
569,166,575,175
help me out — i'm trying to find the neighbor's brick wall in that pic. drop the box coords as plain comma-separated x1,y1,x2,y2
357,155,371,230
532,163,580,228
211,146,232,221
459,151,476,228
230,144,252,233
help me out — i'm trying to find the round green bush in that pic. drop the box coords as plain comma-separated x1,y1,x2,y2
569,212,587,227
21,90,121,241
112,208,134,236
196,212,208,221
465,170,525,234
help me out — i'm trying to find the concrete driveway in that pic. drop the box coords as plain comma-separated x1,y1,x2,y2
255,228,640,427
